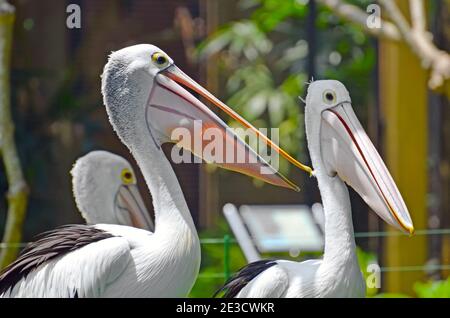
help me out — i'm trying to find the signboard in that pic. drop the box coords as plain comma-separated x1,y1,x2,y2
239,205,324,253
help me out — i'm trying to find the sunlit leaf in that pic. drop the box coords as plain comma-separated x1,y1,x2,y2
268,92,285,126
244,91,269,119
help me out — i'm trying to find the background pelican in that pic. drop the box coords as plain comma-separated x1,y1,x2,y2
71,150,153,230
0,44,305,297
215,80,414,298
0,151,153,297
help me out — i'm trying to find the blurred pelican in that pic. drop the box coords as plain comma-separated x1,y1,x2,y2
71,150,153,230
215,80,414,298
0,44,307,297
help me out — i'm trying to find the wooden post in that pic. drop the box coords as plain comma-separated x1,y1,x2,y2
439,0,450,280
198,0,220,228
379,1,428,294
0,0,29,269
198,0,240,227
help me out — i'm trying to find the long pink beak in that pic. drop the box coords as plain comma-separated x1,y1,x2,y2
320,102,414,234
116,184,154,231
144,64,313,191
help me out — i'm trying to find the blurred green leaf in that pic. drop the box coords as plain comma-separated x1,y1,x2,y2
414,277,450,298
374,293,411,298
197,0,375,180
197,21,272,62
356,246,379,297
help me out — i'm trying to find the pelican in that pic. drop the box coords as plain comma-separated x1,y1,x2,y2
71,150,153,230
215,80,414,298
0,44,306,297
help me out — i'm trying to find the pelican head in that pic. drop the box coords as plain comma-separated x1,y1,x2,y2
305,80,414,234
101,44,311,191
71,151,153,231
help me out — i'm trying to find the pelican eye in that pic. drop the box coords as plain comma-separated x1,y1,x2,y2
323,90,336,105
121,168,134,185
151,52,169,67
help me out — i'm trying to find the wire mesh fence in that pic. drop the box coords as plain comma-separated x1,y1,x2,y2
0,228,449,281
200,228,450,280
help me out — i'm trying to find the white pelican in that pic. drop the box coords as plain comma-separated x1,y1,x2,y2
71,150,153,230
215,80,414,298
0,44,307,297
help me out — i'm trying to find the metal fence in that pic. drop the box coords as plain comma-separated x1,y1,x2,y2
1,229,449,282
198,229,450,281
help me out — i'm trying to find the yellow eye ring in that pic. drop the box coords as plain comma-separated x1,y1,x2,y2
121,168,135,185
323,90,337,105
151,52,169,67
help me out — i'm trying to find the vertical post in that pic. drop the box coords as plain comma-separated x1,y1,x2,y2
198,0,240,228
199,0,241,228
0,0,29,269
198,0,218,228
223,234,231,281
304,0,317,207
428,0,447,280
442,101,450,279
379,0,428,294
306,0,316,80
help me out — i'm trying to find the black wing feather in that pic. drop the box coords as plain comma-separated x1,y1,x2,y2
214,259,277,298
0,224,114,296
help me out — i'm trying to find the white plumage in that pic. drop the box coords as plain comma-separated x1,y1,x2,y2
71,150,153,230
0,44,297,298
217,80,414,298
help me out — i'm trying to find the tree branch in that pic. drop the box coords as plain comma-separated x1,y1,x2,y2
409,0,426,31
316,0,401,40
0,1,29,269
379,0,450,90
318,0,450,92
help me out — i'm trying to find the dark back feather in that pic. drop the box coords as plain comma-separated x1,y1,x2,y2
0,224,114,295
213,259,277,298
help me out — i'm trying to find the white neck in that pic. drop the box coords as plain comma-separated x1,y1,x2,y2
129,128,197,239
315,170,357,264
305,112,358,268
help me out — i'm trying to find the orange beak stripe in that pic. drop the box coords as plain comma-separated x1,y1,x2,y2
165,71,314,176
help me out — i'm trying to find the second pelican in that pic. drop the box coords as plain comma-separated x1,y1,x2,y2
215,80,414,298
71,150,153,230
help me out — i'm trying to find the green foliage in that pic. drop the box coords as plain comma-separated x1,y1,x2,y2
356,248,450,298
356,246,379,297
189,217,319,297
247,0,308,32
374,293,411,298
190,231,450,298
375,277,450,299
197,0,376,176
413,276,450,298
357,247,450,298
189,218,247,298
